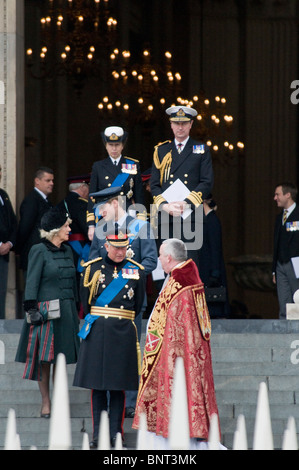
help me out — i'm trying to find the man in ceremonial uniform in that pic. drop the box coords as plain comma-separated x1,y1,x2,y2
133,238,221,449
150,106,214,269
73,231,145,448
87,126,144,242
87,185,157,417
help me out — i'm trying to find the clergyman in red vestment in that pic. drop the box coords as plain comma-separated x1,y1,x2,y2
132,238,221,448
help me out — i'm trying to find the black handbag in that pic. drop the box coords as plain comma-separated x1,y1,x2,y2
204,286,226,303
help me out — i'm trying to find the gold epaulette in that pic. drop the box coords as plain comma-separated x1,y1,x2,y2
125,156,139,163
79,197,88,202
155,140,171,148
81,257,102,268
136,211,148,221
126,258,145,270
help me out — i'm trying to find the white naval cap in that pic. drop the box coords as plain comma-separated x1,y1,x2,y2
166,105,197,121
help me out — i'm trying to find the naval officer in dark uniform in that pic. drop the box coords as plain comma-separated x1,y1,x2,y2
73,230,145,448
87,185,157,418
87,126,144,242
150,105,214,270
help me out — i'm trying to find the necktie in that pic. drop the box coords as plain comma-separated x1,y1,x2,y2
177,143,183,154
114,161,117,166
283,209,288,225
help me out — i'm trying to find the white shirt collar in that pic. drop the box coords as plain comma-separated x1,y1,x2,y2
115,212,127,227
285,202,296,216
174,137,189,150
110,156,122,165
34,187,48,200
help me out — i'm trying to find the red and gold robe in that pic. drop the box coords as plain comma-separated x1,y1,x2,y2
132,259,220,440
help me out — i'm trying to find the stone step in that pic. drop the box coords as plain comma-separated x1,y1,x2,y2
0,416,136,450
1,320,299,450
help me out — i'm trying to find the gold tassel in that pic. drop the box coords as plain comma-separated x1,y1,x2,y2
153,145,172,186
132,321,142,375
83,266,103,304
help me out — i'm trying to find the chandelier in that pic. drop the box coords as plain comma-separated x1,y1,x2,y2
97,47,182,126
173,93,244,163
26,0,117,92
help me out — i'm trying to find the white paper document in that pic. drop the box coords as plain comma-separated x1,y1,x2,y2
291,256,299,278
162,178,192,219
152,258,165,281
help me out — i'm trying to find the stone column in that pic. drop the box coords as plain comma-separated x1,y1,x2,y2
0,0,24,318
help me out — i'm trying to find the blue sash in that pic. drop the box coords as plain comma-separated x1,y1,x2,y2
68,240,90,273
78,261,139,339
128,218,147,244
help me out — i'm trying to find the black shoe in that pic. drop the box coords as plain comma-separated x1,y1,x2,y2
89,439,98,449
110,436,117,448
125,407,135,418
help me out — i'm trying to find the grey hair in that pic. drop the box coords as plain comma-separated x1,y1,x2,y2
162,238,188,262
39,217,72,241
69,182,89,191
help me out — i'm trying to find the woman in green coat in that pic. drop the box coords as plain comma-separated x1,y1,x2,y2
15,206,80,418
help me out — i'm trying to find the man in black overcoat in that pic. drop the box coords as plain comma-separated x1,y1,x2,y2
73,231,145,448
16,167,54,273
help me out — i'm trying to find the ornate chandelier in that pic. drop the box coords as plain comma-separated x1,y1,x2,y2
97,47,182,125
26,0,117,92
173,93,244,162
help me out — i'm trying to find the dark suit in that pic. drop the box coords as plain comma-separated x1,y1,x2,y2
87,156,144,226
0,188,18,318
198,210,230,318
16,189,52,271
272,204,299,318
150,138,214,268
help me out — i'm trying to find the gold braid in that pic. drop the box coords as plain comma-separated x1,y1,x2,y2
153,142,172,185
83,265,103,304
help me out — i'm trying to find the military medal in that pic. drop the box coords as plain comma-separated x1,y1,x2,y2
126,246,135,258
113,267,119,279
192,144,205,154
121,163,137,174
122,267,140,279
127,288,134,300
286,221,299,231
